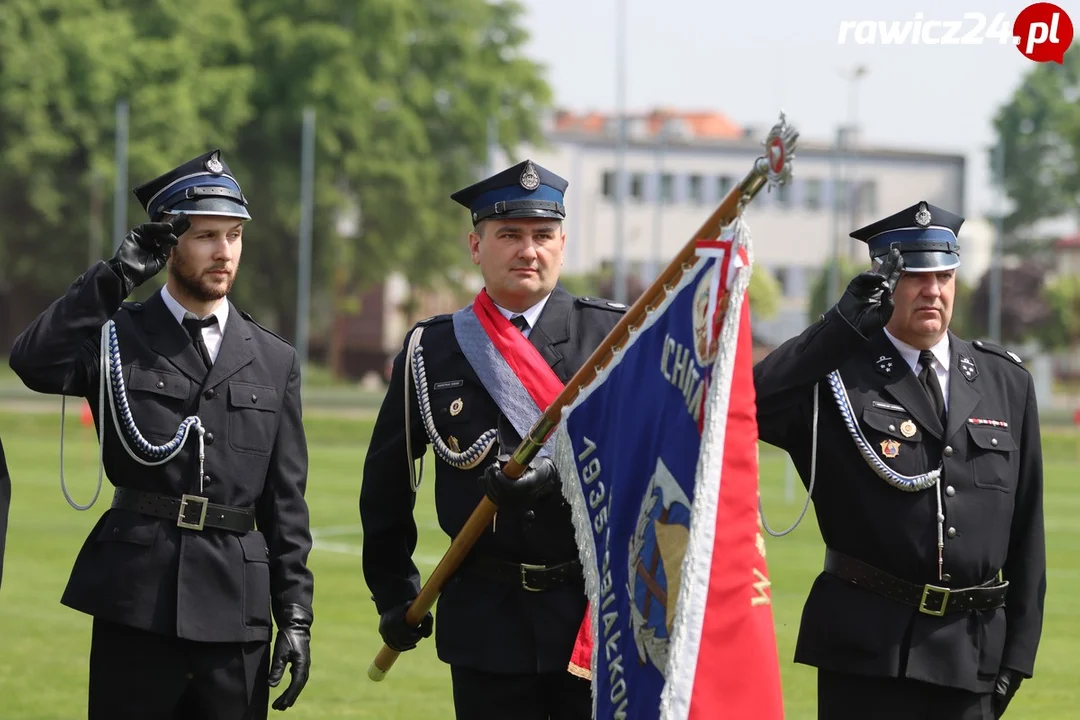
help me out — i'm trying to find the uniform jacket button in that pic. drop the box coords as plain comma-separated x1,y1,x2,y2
204,388,216,400
205,432,214,445
204,474,212,486
251,394,258,403
947,527,957,539
525,510,536,520
943,446,954,457
942,573,952,583
156,380,165,389
945,486,956,497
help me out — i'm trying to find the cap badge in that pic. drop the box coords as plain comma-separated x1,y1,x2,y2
519,161,540,190
205,154,224,174
914,204,932,228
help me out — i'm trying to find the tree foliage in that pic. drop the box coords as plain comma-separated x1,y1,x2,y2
1033,273,1080,352
991,44,1080,233
0,0,552,357
967,260,1052,345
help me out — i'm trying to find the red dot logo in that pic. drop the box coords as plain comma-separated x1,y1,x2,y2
1013,3,1074,63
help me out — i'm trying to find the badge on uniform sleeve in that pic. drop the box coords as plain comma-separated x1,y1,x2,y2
900,420,917,438
450,398,464,416
875,355,895,375
880,439,900,458
958,355,978,382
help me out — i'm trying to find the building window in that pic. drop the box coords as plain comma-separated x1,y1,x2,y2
858,179,877,216
717,175,734,200
833,179,850,212
602,170,615,199
689,174,704,204
659,173,674,203
630,173,646,202
776,181,792,208
804,178,823,211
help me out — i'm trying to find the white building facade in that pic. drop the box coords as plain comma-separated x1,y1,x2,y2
506,116,970,346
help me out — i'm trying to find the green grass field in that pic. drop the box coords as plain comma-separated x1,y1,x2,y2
0,408,1076,719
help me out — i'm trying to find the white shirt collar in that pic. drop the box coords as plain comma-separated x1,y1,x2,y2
160,284,230,329
883,328,950,374
492,292,552,332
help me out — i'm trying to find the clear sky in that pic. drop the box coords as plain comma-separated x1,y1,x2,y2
518,0,1078,222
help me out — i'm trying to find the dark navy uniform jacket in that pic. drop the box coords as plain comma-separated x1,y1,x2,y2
753,307,1046,694
0,436,9,589
360,285,624,674
8,261,314,643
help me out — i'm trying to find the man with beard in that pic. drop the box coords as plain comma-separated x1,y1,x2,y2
9,150,314,719
753,201,1045,719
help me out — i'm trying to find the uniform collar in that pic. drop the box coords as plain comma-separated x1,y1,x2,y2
160,284,230,329
883,327,949,373
492,291,552,330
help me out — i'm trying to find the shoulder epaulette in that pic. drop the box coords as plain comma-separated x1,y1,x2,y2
415,313,452,327
575,296,629,313
972,339,1025,366
239,309,293,346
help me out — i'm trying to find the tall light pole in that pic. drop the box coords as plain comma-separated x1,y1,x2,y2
612,0,629,304
112,99,129,251
846,65,869,238
827,65,868,304
989,141,1005,343
296,107,316,369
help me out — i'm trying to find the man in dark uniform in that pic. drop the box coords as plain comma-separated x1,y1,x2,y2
754,201,1045,719
360,160,626,719
0,434,9,589
9,150,314,719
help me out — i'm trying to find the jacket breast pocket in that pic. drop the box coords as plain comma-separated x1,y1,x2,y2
125,366,192,442
431,387,475,429
967,424,1017,492
861,407,924,443
228,382,279,456
239,531,272,628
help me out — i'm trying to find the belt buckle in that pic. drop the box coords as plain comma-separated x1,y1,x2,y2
520,562,547,592
919,584,950,616
177,494,208,531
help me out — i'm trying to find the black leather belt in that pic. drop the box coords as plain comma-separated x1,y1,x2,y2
463,556,583,592
824,548,1008,616
112,487,256,533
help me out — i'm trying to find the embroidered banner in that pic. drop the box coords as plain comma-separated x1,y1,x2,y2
552,218,784,719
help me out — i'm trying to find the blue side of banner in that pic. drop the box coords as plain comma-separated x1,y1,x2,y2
560,258,717,719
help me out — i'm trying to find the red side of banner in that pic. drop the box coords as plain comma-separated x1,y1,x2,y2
688,296,785,719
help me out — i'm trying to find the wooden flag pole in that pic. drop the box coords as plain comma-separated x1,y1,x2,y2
368,113,799,681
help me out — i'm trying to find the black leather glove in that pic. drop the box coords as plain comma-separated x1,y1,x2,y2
480,455,559,509
267,603,312,712
378,600,433,652
106,213,190,297
835,245,904,338
992,667,1023,718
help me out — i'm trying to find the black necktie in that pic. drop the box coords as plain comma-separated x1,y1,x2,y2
511,315,529,334
182,315,218,370
918,350,946,424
